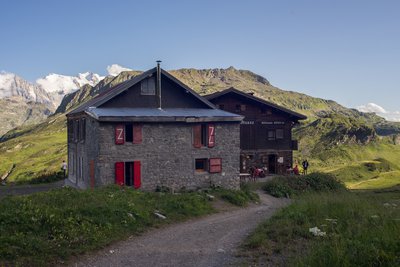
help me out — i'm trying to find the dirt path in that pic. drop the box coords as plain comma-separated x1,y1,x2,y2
71,192,290,267
0,180,64,198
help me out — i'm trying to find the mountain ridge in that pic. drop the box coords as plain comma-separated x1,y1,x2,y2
0,66,399,185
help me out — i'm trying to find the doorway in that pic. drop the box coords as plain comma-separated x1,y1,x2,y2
268,154,277,174
125,162,133,186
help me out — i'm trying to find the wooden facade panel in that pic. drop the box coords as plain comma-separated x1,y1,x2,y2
210,91,297,151
99,74,209,109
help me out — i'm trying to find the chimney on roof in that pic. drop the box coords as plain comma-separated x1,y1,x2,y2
248,92,255,96
156,60,162,109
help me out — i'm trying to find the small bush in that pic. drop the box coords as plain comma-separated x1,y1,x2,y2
213,185,259,206
263,172,345,197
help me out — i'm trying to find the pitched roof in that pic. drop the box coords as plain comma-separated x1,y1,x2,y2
67,67,217,115
205,87,307,120
86,107,243,122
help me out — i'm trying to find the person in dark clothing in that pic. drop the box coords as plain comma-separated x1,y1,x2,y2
302,160,309,175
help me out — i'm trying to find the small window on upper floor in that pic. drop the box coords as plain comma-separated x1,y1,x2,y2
235,104,241,112
141,77,156,95
276,129,284,139
240,104,246,111
267,130,275,141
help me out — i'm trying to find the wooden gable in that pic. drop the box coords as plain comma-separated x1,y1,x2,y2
206,88,306,151
99,73,210,109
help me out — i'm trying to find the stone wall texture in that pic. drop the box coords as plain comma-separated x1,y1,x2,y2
69,121,241,191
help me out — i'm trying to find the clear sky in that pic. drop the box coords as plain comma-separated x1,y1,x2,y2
1,0,399,117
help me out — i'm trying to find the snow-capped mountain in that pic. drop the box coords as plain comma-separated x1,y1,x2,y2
0,64,133,135
0,71,54,106
36,72,104,94
36,72,105,106
0,64,132,109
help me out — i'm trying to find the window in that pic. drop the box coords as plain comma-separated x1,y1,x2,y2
72,120,79,142
115,124,142,144
79,118,86,142
209,158,222,173
276,129,284,139
115,161,141,188
195,158,208,172
141,77,156,95
240,104,246,111
193,124,215,148
267,130,275,140
68,120,73,142
235,104,241,112
125,123,133,142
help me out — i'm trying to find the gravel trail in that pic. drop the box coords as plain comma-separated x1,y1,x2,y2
71,192,289,267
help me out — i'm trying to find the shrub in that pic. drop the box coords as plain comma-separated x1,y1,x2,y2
213,185,259,206
263,172,345,197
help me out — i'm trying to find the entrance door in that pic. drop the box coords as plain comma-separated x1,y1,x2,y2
125,162,133,186
268,155,277,174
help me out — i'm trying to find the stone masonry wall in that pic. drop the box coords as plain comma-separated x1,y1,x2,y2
96,122,241,191
241,150,293,175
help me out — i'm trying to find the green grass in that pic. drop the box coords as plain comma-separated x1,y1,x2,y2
262,173,346,198
0,114,67,183
243,188,400,266
0,185,256,266
212,183,260,206
347,171,400,189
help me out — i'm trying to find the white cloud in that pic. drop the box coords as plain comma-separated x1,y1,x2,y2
382,112,400,122
357,103,400,122
106,64,132,76
357,103,387,113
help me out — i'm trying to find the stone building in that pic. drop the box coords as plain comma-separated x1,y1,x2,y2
66,64,243,190
205,88,306,175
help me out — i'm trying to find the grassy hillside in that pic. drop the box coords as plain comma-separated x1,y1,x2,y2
0,67,399,187
0,114,67,183
294,112,400,189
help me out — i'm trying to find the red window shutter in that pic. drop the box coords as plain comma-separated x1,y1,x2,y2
193,125,202,148
209,158,222,173
208,124,215,148
115,162,124,185
133,124,142,144
133,161,141,189
115,124,125,144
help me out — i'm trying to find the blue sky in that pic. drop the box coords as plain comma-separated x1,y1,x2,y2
1,0,399,117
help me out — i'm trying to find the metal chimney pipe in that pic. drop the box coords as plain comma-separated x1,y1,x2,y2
156,60,162,109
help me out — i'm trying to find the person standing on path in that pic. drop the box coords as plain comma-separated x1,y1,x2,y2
302,159,309,175
61,160,67,178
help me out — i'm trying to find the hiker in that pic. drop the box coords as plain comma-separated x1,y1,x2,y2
293,164,300,175
61,160,67,178
302,159,309,175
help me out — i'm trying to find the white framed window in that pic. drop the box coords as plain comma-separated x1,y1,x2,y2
141,77,156,95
